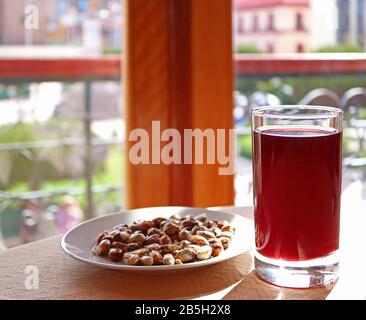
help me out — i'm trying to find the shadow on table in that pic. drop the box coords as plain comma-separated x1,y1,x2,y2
61,253,254,300
221,270,336,300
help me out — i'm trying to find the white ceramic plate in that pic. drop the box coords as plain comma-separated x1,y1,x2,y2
61,206,254,273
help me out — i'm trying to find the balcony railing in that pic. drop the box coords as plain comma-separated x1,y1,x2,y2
0,56,123,224
0,57,121,81
234,53,366,76
2,53,365,80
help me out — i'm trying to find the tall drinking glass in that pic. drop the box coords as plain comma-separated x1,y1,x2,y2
251,106,343,288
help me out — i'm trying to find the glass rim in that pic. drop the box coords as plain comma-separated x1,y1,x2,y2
251,105,343,120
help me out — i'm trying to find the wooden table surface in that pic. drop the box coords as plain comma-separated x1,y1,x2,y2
0,206,365,300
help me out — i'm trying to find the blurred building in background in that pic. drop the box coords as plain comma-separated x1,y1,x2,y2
337,0,366,50
0,0,55,45
309,0,338,50
0,0,123,54
233,0,311,53
233,0,366,53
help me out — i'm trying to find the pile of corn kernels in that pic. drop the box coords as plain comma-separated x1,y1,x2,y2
93,212,235,266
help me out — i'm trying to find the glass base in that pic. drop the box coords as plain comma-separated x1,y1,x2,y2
254,251,339,289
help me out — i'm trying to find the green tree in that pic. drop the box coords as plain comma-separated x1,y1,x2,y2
235,44,263,54
314,44,364,53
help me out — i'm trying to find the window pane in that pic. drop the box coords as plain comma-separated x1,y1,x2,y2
0,0,124,248
233,0,366,208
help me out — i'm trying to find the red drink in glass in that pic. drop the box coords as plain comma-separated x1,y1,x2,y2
253,127,342,261
251,106,343,288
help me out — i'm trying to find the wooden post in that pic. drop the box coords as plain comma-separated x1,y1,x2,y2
125,0,234,209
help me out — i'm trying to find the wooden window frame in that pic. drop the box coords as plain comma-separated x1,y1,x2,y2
124,0,235,209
